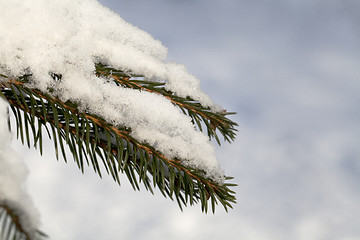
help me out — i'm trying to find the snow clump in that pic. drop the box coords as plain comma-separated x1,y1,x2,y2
0,0,225,181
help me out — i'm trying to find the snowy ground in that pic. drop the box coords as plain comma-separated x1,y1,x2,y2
8,0,360,239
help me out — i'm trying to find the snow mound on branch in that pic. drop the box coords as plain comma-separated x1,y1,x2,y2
0,0,224,181
0,98,41,236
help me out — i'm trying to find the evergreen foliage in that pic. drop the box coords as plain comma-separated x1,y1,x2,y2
0,63,237,239
0,203,46,240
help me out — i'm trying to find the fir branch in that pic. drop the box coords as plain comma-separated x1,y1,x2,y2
0,203,46,240
0,77,237,213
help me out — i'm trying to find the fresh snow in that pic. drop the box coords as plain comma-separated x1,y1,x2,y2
0,0,225,181
0,98,41,236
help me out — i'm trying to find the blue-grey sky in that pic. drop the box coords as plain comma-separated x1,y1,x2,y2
14,0,360,239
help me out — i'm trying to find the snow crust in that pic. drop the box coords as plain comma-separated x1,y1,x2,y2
0,0,224,181
0,98,41,236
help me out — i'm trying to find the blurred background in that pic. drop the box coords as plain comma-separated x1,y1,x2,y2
12,0,360,239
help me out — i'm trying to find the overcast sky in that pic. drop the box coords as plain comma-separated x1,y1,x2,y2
11,0,360,239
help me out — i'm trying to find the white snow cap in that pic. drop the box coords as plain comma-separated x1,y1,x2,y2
0,98,41,236
0,0,224,182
